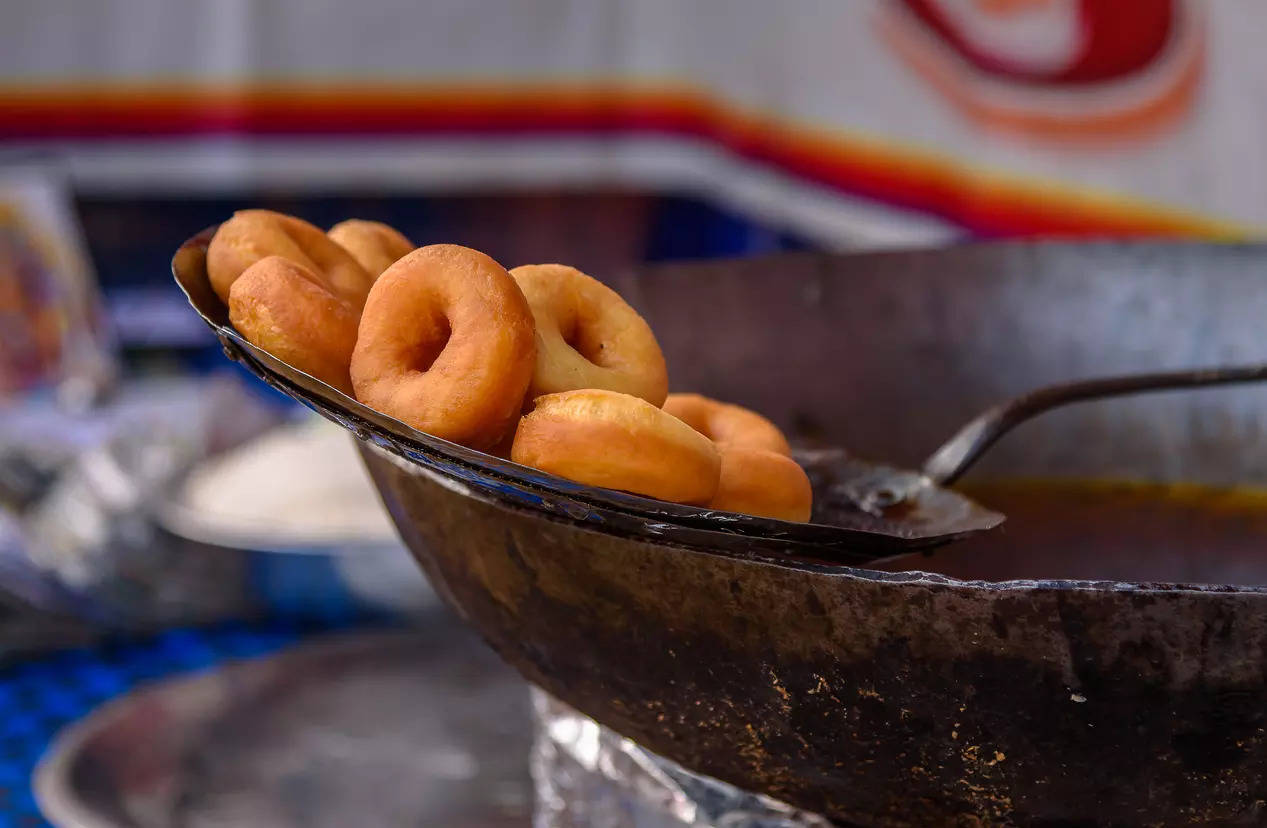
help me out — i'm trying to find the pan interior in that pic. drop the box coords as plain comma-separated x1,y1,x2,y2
878,477,1267,585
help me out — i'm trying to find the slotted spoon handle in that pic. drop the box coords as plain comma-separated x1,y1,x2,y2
921,364,1267,487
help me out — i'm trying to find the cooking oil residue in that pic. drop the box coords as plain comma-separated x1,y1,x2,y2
878,478,1267,585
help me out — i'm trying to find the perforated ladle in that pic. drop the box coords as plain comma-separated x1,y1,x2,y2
832,363,1267,521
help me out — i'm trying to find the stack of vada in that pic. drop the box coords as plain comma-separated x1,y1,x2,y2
206,210,812,522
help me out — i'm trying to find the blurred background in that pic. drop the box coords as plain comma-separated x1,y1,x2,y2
0,0,1263,825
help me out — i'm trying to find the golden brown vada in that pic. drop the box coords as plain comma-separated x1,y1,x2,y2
511,389,720,505
350,244,537,450
511,264,668,406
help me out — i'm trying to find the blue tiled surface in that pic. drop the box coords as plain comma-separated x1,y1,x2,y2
3,621,350,827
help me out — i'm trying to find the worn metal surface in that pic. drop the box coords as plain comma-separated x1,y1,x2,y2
36,628,533,828
176,233,1267,824
362,444,1267,826
613,243,1267,488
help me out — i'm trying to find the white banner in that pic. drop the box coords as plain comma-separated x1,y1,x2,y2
0,0,1256,246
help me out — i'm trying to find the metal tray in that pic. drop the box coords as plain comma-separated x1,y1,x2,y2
36,628,532,828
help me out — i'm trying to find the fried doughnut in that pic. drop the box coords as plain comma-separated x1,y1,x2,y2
709,446,813,522
328,219,415,277
663,393,791,455
207,209,373,307
351,244,536,450
511,264,668,406
228,256,360,394
511,389,720,505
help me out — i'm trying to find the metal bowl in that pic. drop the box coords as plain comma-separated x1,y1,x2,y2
35,630,532,828
176,233,1267,825
153,418,436,619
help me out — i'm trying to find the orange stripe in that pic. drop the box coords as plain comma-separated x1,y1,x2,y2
0,82,1252,239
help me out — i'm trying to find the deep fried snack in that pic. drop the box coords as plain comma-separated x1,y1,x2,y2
328,219,415,277
709,446,813,522
207,209,373,307
351,244,536,449
228,256,360,394
511,389,720,505
663,393,790,455
511,264,668,406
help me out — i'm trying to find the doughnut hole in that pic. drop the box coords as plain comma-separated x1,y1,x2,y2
512,264,668,406
403,313,452,376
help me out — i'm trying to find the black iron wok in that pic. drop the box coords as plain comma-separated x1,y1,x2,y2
176,234,1267,825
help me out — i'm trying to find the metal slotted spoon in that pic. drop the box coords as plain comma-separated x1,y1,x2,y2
822,363,1267,546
